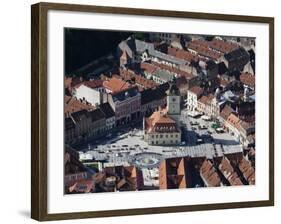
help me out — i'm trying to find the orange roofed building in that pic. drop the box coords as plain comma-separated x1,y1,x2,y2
103,77,131,94
159,157,193,189
144,110,181,145
144,81,182,145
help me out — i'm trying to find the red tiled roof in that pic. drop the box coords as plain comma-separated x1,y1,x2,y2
226,113,241,129
83,80,103,89
188,86,204,97
187,40,222,60
219,157,243,186
238,157,255,185
73,79,103,90
64,96,94,115
140,62,158,74
145,111,180,133
209,39,240,54
120,69,157,89
200,160,221,187
240,72,255,88
103,77,131,93
220,105,234,121
167,47,198,62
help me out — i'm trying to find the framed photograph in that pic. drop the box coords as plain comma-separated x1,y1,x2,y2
31,2,274,221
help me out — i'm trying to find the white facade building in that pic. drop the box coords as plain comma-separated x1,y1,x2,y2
73,83,103,106
186,86,203,111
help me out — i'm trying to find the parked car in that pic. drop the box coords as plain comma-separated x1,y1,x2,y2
215,128,224,133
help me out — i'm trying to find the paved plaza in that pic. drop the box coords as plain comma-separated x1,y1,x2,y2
78,110,243,168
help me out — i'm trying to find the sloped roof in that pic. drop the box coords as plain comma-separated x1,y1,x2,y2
145,111,180,133
103,77,131,93
240,72,255,88
99,103,115,118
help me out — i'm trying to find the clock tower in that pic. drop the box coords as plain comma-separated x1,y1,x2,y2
167,79,181,126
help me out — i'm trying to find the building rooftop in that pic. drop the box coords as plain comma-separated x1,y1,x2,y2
64,96,94,116
140,62,158,74
145,111,180,134
167,47,199,63
153,69,174,82
89,108,106,122
240,72,255,88
152,61,195,80
209,39,240,54
188,86,204,97
200,160,221,187
103,77,131,93
93,165,142,192
187,40,222,60
218,157,243,186
99,102,115,118
141,82,169,105
159,157,191,189
238,157,255,185
224,47,249,62
112,86,140,102
220,104,234,121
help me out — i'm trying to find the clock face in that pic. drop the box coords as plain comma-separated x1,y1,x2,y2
172,97,176,102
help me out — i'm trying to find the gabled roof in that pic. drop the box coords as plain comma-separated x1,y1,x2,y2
187,40,222,60
99,103,115,118
103,77,131,93
209,39,240,54
89,108,105,122
167,47,199,62
64,96,94,115
145,111,180,133
200,160,221,187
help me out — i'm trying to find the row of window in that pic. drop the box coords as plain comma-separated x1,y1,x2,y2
151,140,178,144
151,134,179,139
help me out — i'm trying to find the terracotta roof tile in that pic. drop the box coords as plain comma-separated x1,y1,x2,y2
103,77,131,93
167,47,198,62
209,39,240,54
145,111,180,133
240,72,255,88
187,40,222,60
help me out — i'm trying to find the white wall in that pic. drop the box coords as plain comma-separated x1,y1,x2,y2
74,84,101,105
0,0,280,223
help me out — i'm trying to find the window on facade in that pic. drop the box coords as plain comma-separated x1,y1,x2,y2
156,141,158,144
156,135,158,138
163,141,165,144
171,135,173,138
171,140,173,144
152,141,154,144
160,134,163,138
151,135,154,138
